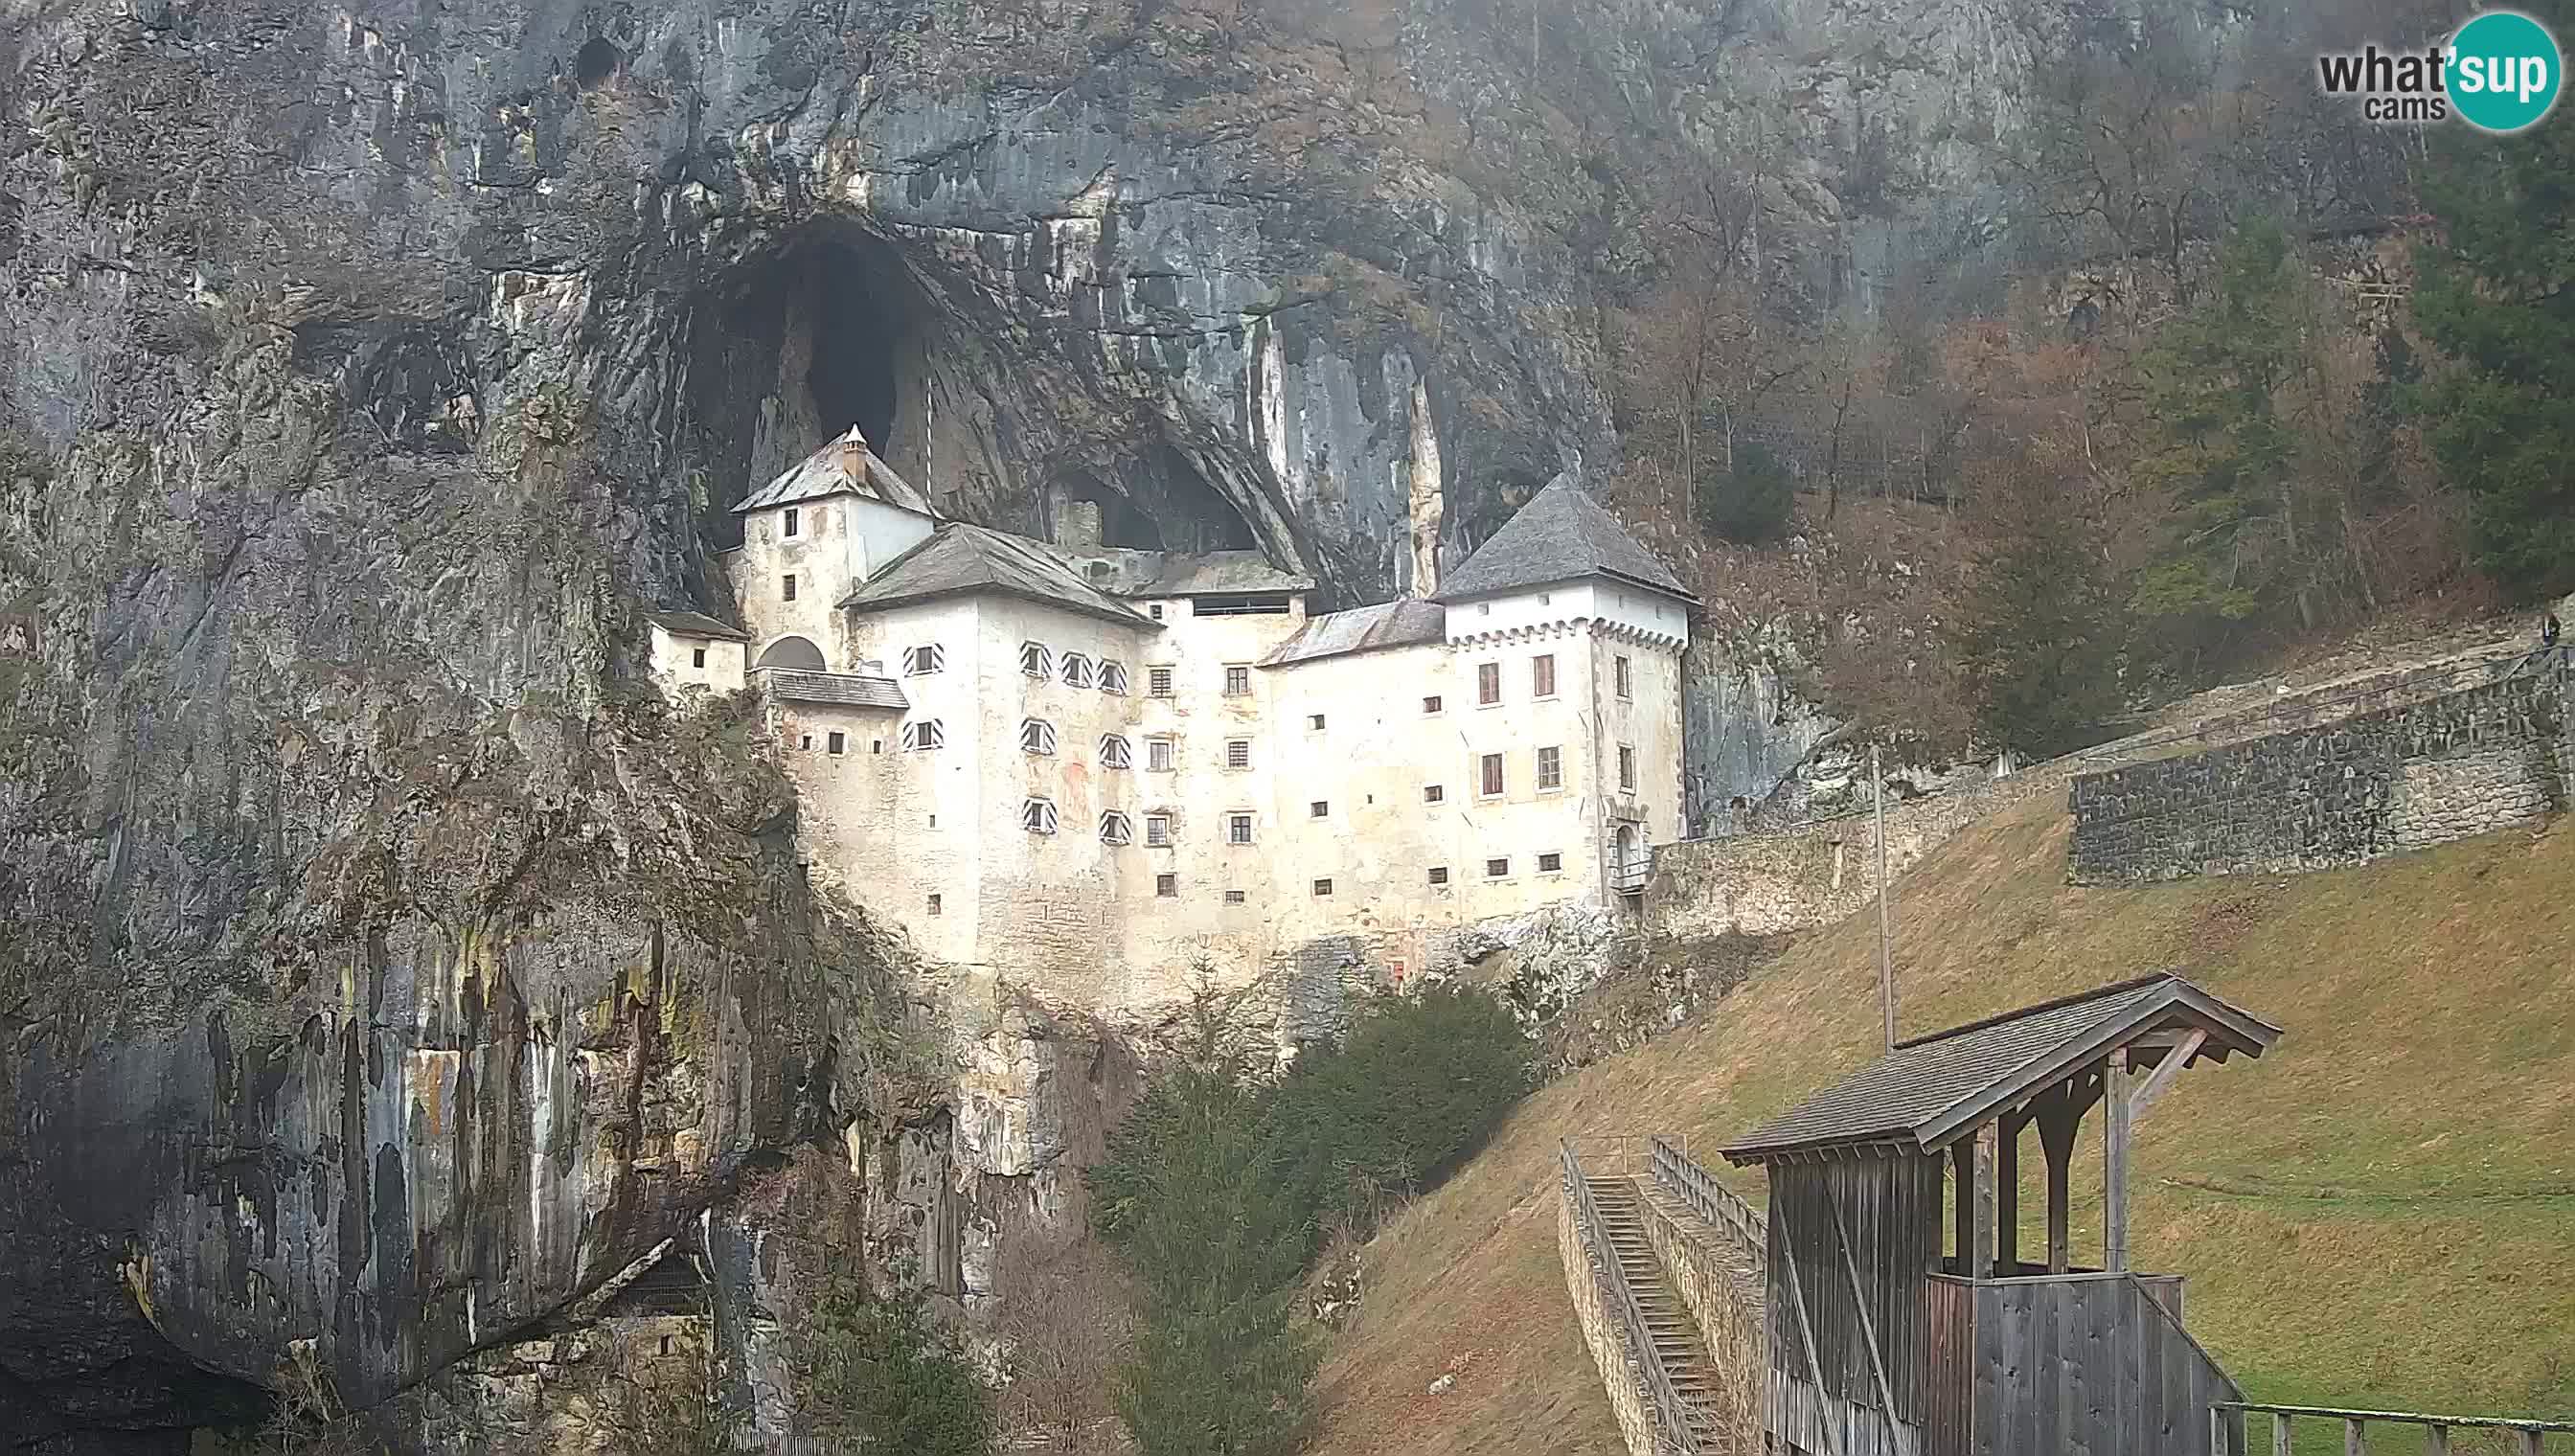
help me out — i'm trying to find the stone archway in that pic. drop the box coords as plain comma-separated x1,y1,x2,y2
755,635,826,671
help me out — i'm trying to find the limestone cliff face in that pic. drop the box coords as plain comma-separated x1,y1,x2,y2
0,0,2388,1447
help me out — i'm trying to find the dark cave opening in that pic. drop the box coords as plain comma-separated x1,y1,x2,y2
574,37,622,88
1050,469,1166,551
803,239,908,454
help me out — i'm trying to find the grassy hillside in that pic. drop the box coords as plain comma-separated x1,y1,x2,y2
1311,795,2575,1455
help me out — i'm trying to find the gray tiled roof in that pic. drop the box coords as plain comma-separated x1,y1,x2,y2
646,609,748,642
1260,600,1447,668
1434,477,1695,604
757,669,908,710
840,523,1157,628
734,427,936,516
1720,974,2281,1164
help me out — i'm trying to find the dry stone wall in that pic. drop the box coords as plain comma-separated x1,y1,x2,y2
2070,659,2572,884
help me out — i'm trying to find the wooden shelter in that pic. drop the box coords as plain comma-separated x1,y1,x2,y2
1720,973,2282,1456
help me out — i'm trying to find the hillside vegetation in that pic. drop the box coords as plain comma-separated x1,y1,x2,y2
1311,795,2575,1454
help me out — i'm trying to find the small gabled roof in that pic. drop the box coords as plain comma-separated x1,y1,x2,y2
1720,974,2281,1165
1434,477,1695,605
646,608,748,642
758,669,908,711
840,523,1156,628
734,427,935,517
1260,600,1447,668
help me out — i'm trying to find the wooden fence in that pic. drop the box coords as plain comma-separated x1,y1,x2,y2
2214,1402,2575,1454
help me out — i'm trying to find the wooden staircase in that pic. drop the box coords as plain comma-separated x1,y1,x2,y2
1584,1173,1730,1447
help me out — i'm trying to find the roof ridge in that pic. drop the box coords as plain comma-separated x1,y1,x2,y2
1891,971,2184,1052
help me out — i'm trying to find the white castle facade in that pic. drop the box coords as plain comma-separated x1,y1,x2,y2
649,429,1694,1020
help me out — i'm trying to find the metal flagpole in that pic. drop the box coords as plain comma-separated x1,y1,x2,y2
1875,741,1896,1053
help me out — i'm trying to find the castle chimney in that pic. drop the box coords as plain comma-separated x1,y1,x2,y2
834,425,871,484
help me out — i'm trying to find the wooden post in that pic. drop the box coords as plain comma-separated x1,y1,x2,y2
2104,1051,2132,1273
1971,1122,1998,1280
2039,1085,2080,1275
2274,1413,2293,1456
2515,1431,2539,1456
2424,1426,2448,1456
1995,1114,2021,1274
2210,1407,2228,1456
2344,1417,2365,1456
1874,741,1896,1053
1951,1140,1973,1275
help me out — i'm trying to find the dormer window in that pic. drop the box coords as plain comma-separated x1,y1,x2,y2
1020,642,1052,679
1021,718,1058,756
1061,652,1095,689
1100,660,1129,694
784,508,801,537
901,644,946,676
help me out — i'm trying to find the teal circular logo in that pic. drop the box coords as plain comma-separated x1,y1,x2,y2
2450,11,2563,133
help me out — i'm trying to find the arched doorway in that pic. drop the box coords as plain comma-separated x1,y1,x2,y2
756,635,827,671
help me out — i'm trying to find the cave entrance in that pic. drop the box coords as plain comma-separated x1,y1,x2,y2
1049,470,1166,552
803,238,908,455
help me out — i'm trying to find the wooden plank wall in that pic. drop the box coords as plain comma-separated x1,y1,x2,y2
1919,1276,1974,1456
1963,1274,2241,1456
1767,1157,1945,1421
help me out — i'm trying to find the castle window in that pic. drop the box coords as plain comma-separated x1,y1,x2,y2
1538,745,1562,792
1149,666,1175,696
1100,734,1133,769
1222,665,1250,696
1227,813,1254,846
1061,652,1095,688
900,718,945,751
1100,660,1129,694
1100,811,1133,846
1424,784,1445,804
1423,694,1443,715
827,732,846,756
1147,737,1175,772
783,574,798,602
1310,801,1329,818
1615,655,1632,700
784,508,801,537
1308,713,1326,731
1146,813,1173,847
1224,889,1248,904
1020,718,1058,756
1150,603,1166,621
1532,653,1557,698
1020,642,1053,679
1486,857,1511,878
1538,852,1563,874
927,894,942,916
799,734,813,751
1477,662,1500,705
1312,878,1333,898
1480,753,1505,798
1022,798,1059,835
692,648,707,669
1225,739,1251,770
872,740,882,754
1156,873,1178,897
1428,866,1450,886
1619,745,1636,792
901,644,946,676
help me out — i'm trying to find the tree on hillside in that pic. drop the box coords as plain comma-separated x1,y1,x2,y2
1695,439,1796,544
1946,463,2123,759
2411,30,2575,603
1087,993,1317,1456
795,1269,993,1456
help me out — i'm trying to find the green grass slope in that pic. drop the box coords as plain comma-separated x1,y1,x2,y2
1312,796,2575,1455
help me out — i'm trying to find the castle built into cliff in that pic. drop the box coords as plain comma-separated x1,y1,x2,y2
648,427,1695,1019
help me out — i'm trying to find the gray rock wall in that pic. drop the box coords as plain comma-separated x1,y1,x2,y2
2069,660,2573,884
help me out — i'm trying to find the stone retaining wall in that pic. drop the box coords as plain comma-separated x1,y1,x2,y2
1558,1185,1661,1456
1634,1185,1765,1444
2070,659,2571,884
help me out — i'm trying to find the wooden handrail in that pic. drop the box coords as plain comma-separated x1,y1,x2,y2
2214,1401,2570,1456
1648,1135,1767,1277
1561,1141,1702,1455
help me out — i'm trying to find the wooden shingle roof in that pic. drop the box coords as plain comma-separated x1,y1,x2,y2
1720,974,2280,1165
758,669,908,711
1433,477,1695,605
